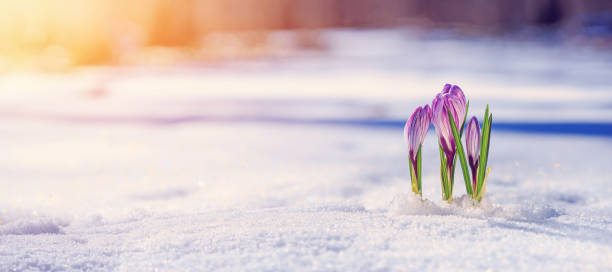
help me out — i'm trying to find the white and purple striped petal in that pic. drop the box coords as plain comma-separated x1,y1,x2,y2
404,105,432,164
465,116,481,188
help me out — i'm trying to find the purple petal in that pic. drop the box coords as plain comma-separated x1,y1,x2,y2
431,91,446,140
466,116,480,186
442,83,452,95
448,85,467,126
432,98,452,153
418,104,432,146
450,85,466,106
432,84,468,168
404,107,421,158
466,116,481,164
405,105,431,163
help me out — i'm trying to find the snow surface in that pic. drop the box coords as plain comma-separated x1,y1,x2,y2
1,29,612,271
1,121,610,271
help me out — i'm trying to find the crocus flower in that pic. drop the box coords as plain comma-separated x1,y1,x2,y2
432,84,467,200
455,106,493,202
432,84,467,165
465,116,480,190
405,105,432,168
404,105,431,195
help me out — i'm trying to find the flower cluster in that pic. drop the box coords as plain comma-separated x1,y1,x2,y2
403,84,493,201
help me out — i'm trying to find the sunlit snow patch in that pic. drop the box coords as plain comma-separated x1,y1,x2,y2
389,193,562,221
0,207,69,235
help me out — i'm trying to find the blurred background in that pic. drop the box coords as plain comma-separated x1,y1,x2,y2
0,0,611,127
1,0,612,68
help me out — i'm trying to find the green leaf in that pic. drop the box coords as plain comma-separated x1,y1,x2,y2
475,168,491,201
450,154,455,196
477,105,489,189
477,105,492,195
417,146,422,194
447,108,473,197
438,143,451,200
485,114,492,167
445,100,468,197
460,101,470,137
409,153,416,194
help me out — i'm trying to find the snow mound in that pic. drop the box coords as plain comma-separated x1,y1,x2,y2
389,193,563,221
0,218,64,235
388,193,446,215
0,210,69,235
389,193,502,217
0,205,70,235
513,202,563,221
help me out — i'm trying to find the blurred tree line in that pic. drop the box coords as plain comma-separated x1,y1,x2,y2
0,0,610,67
143,0,612,43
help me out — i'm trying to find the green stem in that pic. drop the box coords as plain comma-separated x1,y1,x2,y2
438,143,452,201
417,146,422,195
447,108,473,197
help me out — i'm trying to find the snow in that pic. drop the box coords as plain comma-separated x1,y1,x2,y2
1,29,612,271
1,121,610,271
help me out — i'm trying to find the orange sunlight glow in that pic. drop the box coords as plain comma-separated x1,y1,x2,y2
0,0,117,69
0,0,309,71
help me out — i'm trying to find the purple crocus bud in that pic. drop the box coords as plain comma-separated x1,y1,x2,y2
404,104,432,195
432,84,467,166
404,105,432,166
465,116,481,189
